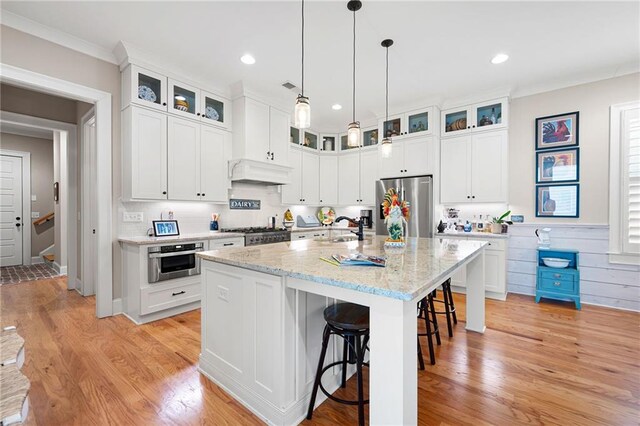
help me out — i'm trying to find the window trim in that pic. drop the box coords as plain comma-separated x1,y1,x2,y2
609,100,640,265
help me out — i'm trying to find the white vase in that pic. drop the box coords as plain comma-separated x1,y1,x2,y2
491,223,502,234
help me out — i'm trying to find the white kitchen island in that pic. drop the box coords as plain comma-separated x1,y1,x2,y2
197,235,487,425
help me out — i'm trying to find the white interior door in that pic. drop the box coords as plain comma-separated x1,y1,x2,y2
82,115,97,295
0,155,23,267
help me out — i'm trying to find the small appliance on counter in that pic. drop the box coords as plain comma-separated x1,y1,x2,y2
360,209,373,229
296,215,321,228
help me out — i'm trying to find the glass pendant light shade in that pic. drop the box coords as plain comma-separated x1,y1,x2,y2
380,137,392,158
347,121,361,147
294,95,310,129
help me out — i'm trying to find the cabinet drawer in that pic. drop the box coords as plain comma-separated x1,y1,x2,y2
540,270,575,282
539,277,575,294
484,239,506,251
209,237,245,249
141,281,201,315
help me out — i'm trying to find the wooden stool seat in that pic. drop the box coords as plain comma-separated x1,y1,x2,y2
0,364,30,425
323,302,369,331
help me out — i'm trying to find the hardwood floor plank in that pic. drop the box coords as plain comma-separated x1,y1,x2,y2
1,279,638,425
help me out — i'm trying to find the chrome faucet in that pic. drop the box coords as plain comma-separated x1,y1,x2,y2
335,216,365,241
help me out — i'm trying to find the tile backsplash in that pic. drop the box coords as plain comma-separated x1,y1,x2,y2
118,182,374,237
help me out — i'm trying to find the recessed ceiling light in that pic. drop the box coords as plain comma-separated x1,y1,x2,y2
240,54,256,65
332,104,342,110
491,53,509,64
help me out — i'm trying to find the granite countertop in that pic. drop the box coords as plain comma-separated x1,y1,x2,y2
436,231,509,239
198,235,487,301
118,232,245,245
291,226,375,234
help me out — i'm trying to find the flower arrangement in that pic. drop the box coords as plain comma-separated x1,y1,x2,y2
382,188,410,246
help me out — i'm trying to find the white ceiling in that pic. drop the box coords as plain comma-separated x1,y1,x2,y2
2,1,638,132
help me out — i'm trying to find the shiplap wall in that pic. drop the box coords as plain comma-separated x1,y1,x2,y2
507,224,640,311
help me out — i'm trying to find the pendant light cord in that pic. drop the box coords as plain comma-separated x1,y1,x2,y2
301,0,305,97
385,45,389,122
352,7,356,123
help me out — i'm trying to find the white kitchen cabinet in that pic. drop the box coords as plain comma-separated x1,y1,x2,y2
200,125,232,203
168,116,201,200
167,116,231,202
378,136,435,179
359,150,378,205
292,230,327,240
269,107,290,167
168,78,201,120
199,90,231,130
379,107,434,140
338,150,378,206
441,97,508,137
233,96,289,165
302,151,320,205
282,147,319,205
319,155,339,205
440,130,507,204
338,152,361,205
123,106,168,200
122,64,168,112
443,235,507,300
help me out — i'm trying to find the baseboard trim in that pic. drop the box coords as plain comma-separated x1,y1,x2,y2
52,262,67,275
30,256,43,264
112,298,123,315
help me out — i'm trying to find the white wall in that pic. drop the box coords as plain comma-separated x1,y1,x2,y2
508,73,640,224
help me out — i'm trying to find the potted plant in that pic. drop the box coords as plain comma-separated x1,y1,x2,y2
491,210,511,234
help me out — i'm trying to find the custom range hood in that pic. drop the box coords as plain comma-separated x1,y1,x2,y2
229,159,292,185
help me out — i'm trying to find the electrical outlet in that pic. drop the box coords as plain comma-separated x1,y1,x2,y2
218,286,229,302
31,212,40,219
122,212,143,222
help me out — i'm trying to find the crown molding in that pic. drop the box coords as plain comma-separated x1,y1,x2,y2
0,11,117,65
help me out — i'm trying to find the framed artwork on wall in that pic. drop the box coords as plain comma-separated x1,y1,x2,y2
536,184,580,218
535,111,579,150
536,148,579,184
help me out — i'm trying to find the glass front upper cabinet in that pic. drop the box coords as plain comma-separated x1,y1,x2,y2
168,79,199,119
200,91,227,128
321,135,336,151
473,98,508,130
407,111,429,134
382,118,401,138
363,128,379,147
303,131,318,150
443,109,469,135
290,127,301,145
130,65,167,111
340,133,357,151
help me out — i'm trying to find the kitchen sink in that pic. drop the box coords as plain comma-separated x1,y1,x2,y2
331,235,358,242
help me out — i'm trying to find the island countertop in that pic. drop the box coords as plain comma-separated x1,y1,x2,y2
198,235,487,301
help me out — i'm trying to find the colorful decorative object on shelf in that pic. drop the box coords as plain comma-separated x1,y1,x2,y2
283,209,295,228
317,207,335,226
381,188,410,247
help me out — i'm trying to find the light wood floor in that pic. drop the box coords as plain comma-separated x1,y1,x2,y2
1,278,638,425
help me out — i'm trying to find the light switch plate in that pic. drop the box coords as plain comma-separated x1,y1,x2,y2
31,195,37,201
31,212,40,219
122,212,143,222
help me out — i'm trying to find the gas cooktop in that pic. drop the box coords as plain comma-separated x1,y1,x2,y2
221,227,291,246
221,227,288,234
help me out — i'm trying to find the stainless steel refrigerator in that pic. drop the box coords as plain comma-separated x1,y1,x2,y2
375,176,433,238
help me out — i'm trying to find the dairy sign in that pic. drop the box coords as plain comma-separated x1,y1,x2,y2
229,199,261,210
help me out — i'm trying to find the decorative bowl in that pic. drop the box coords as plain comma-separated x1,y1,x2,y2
283,220,295,229
175,99,189,111
138,85,157,102
542,257,570,268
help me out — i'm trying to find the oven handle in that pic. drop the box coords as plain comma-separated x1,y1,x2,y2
148,249,203,259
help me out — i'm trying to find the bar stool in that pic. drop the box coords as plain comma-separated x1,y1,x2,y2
417,292,441,368
307,302,370,426
431,278,458,337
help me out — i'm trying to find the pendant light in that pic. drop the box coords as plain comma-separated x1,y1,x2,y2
294,0,310,129
346,0,362,147
380,39,394,159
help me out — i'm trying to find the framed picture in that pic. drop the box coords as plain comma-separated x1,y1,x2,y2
535,111,579,150
536,148,579,183
152,220,180,237
536,184,579,218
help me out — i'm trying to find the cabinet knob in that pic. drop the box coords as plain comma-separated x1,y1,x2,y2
197,112,201,116
162,191,167,195
197,193,201,196
202,193,205,196
467,126,470,129
162,102,167,106
467,196,470,199
271,153,274,160
554,273,561,278
472,125,476,128
472,195,475,199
